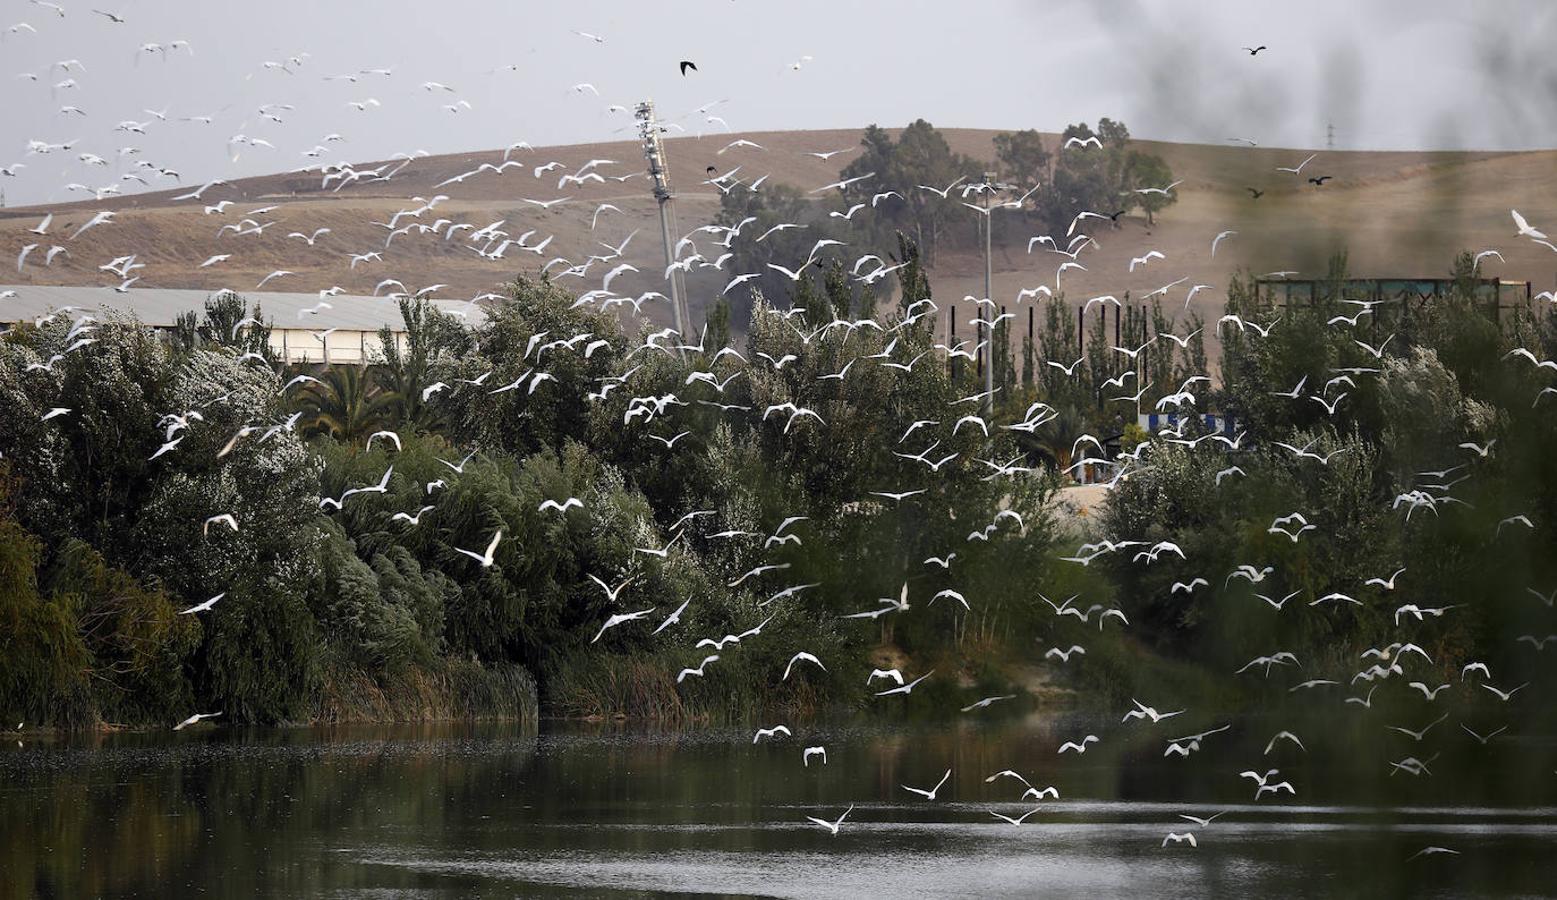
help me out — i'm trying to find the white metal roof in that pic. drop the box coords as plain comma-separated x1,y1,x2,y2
0,285,487,332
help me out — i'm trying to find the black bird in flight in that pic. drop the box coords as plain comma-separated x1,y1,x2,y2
1242,45,1267,55
679,61,697,76
1247,188,1265,199
1308,175,1333,186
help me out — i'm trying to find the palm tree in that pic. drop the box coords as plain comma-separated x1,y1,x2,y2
375,297,467,431
295,364,395,444
1026,402,1093,478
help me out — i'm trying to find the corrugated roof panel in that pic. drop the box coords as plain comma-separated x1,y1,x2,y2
0,285,488,332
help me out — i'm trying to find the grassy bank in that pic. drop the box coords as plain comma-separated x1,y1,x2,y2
314,660,538,727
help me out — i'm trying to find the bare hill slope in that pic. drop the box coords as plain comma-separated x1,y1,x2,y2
5,128,1554,343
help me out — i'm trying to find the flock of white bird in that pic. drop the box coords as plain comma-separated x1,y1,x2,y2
4,9,1552,863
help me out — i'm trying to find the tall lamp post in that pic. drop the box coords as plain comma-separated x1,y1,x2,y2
635,100,689,346
969,171,1017,419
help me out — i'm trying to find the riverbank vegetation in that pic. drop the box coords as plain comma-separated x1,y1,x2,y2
2,238,1553,729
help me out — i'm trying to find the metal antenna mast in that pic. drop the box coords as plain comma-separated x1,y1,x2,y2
636,100,689,344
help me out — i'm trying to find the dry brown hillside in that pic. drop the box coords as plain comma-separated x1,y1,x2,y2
4,127,1555,346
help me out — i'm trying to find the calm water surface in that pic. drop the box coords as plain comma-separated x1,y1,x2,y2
3,711,1554,898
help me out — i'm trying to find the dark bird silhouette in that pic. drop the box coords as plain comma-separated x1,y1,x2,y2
1247,188,1265,199
706,165,717,175
679,61,697,76
1242,45,1268,55
1107,210,1126,222
1308,175,1333,186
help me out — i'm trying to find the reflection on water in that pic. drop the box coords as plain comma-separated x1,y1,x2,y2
2,712,1554,898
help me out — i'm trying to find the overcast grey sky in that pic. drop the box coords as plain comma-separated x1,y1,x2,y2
3,0,1555,207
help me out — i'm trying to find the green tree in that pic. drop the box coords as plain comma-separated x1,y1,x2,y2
0,478,91,726
838,119,981,265
438,276,627,457
894,232,932,312
788,266,826,324
376,297,471,430
1021,328,1036,389
171,291,279,363
0,320,331,724
1121,150,1178,225
704,294,733,356
993,129,1051,189
296,364,396,444
1024,119,1175,237
47,538,200,725
715,182,842,310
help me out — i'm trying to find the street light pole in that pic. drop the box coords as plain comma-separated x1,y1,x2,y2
974,172,997,419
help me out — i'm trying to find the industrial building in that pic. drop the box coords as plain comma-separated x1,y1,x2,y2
0,285,486,364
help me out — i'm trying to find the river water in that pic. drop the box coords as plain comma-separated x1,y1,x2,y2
3,711,1553,898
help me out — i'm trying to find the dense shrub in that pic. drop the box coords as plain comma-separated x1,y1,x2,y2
3,250,1549,729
